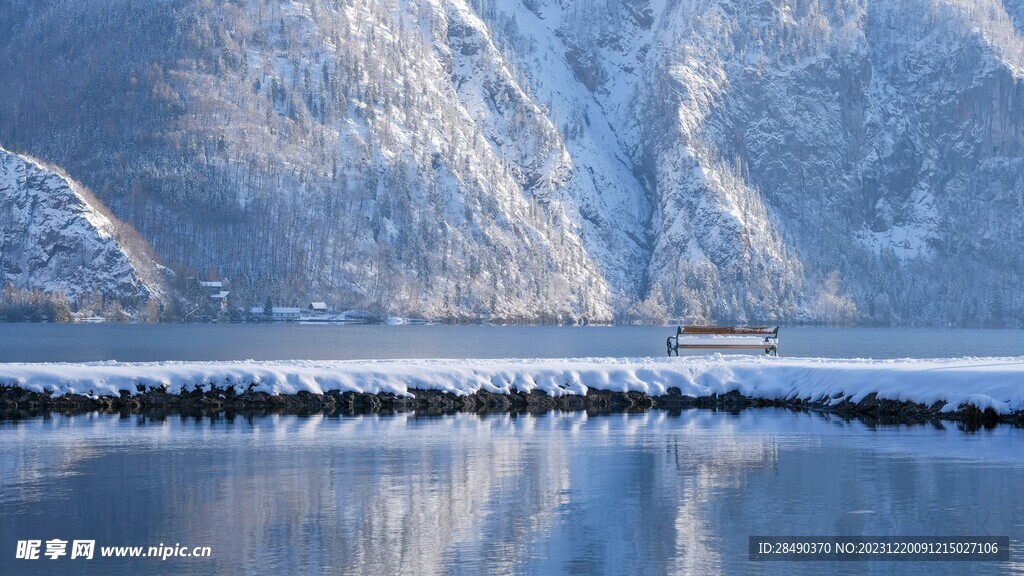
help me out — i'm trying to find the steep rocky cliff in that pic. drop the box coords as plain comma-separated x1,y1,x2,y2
0,147,163,307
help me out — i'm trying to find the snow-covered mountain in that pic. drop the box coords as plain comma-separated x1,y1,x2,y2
1,0,1023,324
0,147,163,307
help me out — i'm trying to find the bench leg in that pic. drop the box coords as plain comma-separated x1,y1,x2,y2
666,337,677,356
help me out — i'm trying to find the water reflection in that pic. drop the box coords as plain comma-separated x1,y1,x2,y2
1,411,1022,575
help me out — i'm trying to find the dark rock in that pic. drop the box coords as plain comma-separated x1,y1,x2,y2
855,392,879,413
0,384,1019,428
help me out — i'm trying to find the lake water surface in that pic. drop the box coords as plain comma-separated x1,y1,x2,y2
1,410,1022,575
0,324,1022,362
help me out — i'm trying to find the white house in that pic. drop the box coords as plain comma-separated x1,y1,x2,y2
250,307,302,321
308,302,329,314
273,307,301,321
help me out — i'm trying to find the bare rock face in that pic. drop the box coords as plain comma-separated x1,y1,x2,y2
0,147,161,305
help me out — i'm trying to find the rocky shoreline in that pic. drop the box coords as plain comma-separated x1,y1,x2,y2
2,385,1020,430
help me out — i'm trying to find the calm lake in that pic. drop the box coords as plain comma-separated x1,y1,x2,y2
1,410,1022,575
0,324,1023,362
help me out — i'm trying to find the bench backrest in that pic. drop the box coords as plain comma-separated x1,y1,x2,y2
677,326,778,337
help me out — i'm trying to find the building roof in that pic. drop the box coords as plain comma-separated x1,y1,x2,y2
198,281,224,288
210,291,230,299
309,302,328,310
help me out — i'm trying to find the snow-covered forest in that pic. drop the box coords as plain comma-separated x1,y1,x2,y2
1,0,1023,325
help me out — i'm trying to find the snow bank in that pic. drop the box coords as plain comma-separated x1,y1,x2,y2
2,356,1023,414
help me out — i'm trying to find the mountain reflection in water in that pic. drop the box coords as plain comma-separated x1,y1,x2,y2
1,410,1022,575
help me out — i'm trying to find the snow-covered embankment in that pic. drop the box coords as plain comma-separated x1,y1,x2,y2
2,356,1022,423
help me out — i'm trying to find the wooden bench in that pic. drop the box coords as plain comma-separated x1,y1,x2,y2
666,326,779,356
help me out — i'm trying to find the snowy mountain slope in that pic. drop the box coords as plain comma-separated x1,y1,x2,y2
0,147,163,305
484,0,807,320
474,0,655,297
487,0,1024,324
649,0,1024,324
1,0,1024,324
0,0,615,322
